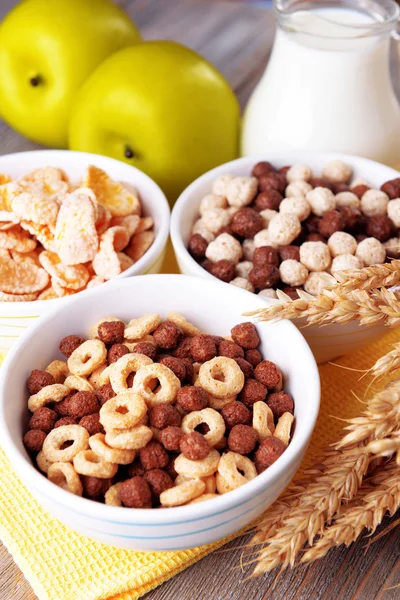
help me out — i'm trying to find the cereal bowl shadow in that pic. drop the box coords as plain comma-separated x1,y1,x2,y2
0,274,320,551
170,152,400,364
0,150,170,354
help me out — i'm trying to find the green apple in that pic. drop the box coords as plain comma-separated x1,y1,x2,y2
0,0,141,147
69,41,240,201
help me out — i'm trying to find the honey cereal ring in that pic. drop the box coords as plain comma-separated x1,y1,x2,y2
47,462,83,496
105,425,153,450
198,357,245,399
64,375,94,393
132,363,181,407
89,433,135,465
110,353,153,394
217,452,257,490
97,364,115,387
89,316,122,339
166,312,201,337
125,230,154,263
105,482,123,506
174,448,220,478
99,392,147,430
45,360,69,383
160,478,205,507
67,340,107,377
274,412,294,446
181,408,226,446
124,314,162,341
36,451,52,473
253,401,275,441
88,363,108,387
176,474,217,494
73,449,118,479
188,493,219,504
215,472,234,494
207,394,237,410
42,425,89,463
28,383,70,412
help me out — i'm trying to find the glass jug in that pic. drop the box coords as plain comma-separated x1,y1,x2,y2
242,0,400,167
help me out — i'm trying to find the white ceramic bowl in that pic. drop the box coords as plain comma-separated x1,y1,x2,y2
0,150,170,355
0,275,319,551
171,152,400,363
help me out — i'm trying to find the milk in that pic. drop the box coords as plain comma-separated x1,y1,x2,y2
242,5,400,166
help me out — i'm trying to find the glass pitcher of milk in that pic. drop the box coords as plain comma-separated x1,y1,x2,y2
242,0,400,167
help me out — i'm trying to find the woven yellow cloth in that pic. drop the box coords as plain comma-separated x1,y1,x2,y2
0,245,399,600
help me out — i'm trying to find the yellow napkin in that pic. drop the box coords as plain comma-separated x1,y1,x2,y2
1,244,398,600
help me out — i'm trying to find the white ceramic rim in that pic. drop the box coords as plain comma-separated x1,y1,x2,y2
0,274,320,525
170,151,400,282
0,149,170,311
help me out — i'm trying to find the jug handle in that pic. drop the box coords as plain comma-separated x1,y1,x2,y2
392,22,400,41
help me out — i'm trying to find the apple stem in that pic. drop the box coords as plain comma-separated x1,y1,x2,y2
29,75,43,87
124,145,135,159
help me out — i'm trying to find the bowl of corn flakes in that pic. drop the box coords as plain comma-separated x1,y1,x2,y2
0,150,170,356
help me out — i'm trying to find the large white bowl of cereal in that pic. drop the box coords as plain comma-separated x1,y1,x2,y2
0,150,170,355
0,274,319,550
170,153,400,363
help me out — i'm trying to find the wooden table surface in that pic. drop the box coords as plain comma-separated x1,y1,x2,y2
0,1,399,599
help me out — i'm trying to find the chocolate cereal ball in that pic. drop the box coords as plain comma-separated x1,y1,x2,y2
120,477,152,508
210,259,236,283
177,386,208,411
23,429,47,452
190,335,217,362
67,391,99,418
366,215,393,242
245,349,262,367
96,383,116,406
304,215,321,235
82,476,112,499
252,161,275,178
27,369,55,395
231,208,264,238
381,178,400,199
218,339,244,359
159,356,187,381
228,424,257,454
234,357,254,379
318,210,345,238
107,343,130,364
239,379,267,407
352,184,370,199
252,246,280,268
54,416,77,428
160,427,185,452
267,391,294,420
97,320,125,345
126,459,146,478
221,401,251,429
279,245,300,262
59,335,85,357
254,190,283,212
149,404,182,430
258,173,286,194
139,440,169,470
306,233,326,243
338,205,360,231
53,392,75,417
172,336,193,359
153,321,182,349
79,413,103,436
255,437,286,473
180,431,210,460
144,469,174,501
28,407,57,433
133,342,158,361
254,361,282,389
231,322,260,349
188,233,208,261
249,265,280,291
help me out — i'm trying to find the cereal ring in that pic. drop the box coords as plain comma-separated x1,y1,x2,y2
48,462,83,496
67,340,107,377
73,449,118,478
45,360,69,383
181,408,226,446
89,433,135,465
198,357,245,399
160,478,206,507
99,392,147,430
88,363,108,387
132,363,181,407
105,482,123,506
188,493,219,504
110,353,153,394
42,425,89,463
149,426,162,442
174,448,220,478
274,412,294,446
207,394,237,410
124,314,162,341
174,474,216,494
217,451,257,490
64,375,94,393
36,450,52,473
166,312,201,337
89,317,122,339
216,472,235,494
97,364,114,387
28,383,70,412
105,425,153,450
253,401,274,441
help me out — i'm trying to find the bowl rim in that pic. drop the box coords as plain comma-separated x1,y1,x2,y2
0,149,170,309
0,274,320,525
170,151,400,282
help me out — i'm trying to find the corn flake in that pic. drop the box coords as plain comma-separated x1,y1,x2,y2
83,165,141,217
126,231,155,263
110,215,140,238
0,249,49,293
55,189,98,265
0,225,37,253
39,251,90,290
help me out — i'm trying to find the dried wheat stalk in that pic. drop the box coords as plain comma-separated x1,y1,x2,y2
302,461,400,563
369,342,400,380
366,433,400,465
334,260,400,293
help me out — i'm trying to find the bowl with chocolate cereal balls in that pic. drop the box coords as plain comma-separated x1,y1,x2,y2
0,274,319,550
171,152,400,363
